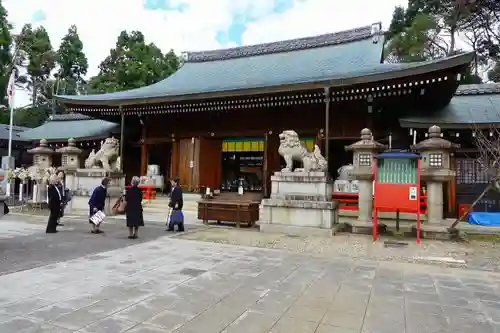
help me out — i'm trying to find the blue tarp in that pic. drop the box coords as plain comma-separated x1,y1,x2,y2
468,212,500,226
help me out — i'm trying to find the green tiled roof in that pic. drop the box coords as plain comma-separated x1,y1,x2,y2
19,113,119,141
58,24,389,105
399,84,500,129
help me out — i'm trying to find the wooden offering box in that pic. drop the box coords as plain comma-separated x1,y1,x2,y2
197,192,261,227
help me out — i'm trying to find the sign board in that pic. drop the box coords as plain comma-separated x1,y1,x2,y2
90,210,106,225
409,186,417,200
1,156,14,170
189,161,194,168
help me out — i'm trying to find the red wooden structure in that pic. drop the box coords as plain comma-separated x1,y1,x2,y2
373,152,422,243
125,185,156,200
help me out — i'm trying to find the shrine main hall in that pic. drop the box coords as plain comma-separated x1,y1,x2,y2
51,22,498,215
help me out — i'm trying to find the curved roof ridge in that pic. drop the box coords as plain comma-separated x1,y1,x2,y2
184,23,382,63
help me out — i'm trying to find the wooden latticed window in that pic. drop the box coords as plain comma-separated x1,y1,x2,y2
359,153,371,166
456,158,489,184
429,153,443,167
62,155,68,166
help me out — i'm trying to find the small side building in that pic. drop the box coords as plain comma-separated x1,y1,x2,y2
19,113,119,168
400,83,500,215
0,124,32,167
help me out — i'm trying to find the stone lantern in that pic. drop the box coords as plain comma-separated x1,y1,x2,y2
56,138,82,170
411,125,459,224
27,139,54,169
345,128,386,222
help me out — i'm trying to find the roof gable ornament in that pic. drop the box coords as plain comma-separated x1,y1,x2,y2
371,22,381,44
180,51,189,64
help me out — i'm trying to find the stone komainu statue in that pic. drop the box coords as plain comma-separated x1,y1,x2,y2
278,130,328,172
84,137,120,171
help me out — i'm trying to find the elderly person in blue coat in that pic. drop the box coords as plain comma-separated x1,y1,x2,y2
88,177,110,234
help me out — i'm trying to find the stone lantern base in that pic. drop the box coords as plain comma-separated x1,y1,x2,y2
68,168,125,215
260,171,340,236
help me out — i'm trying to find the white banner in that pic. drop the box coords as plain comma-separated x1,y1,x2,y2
6,70,15,107
46,185,49,203
6,181,10,197
18,183,23,201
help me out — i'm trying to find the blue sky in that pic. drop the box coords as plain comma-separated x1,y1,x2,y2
4,0,406,107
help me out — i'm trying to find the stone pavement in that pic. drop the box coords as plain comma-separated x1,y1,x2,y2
0,234,499,333
178,227,500,272
0,215,205,276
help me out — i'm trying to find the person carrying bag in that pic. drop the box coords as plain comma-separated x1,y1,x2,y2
166,177,184,232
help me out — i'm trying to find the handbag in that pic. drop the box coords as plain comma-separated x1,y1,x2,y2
112,195,126,214
168,210,184,231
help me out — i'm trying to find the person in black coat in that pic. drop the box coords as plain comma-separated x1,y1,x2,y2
88,177,109,234
46,175,62,234
56,171,66,227
125,176,144,239
167,177,184,232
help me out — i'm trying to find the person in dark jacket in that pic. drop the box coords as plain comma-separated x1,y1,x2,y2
167,177,184,232
56,171,65,226
88,177,109,234
46,175,62,234
125,176,144,239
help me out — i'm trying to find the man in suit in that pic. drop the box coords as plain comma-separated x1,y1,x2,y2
88,177,109,234
46,175,62,234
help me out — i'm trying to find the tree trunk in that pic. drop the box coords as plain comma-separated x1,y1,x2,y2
449,28,456,55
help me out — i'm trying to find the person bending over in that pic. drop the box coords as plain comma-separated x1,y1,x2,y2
88,177,109,234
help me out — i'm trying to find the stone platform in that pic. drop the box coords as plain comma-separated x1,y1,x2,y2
260,172,339,236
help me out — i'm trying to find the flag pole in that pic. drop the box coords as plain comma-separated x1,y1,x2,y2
7,102,13,157
7,69,15,158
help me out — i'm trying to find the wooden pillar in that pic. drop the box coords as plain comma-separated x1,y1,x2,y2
324,87,330,170
447,153,457,216
119,106,124,172
263,131,281,198
140,125,147,176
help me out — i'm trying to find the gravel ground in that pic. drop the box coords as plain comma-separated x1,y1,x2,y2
177,226,500,272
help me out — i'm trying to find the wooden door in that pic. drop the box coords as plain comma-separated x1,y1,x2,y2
170,141,180,179
198,137,222,191
178,139,193,189
263,132,281,198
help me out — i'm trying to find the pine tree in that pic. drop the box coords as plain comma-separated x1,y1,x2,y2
0,0,12,108
56,25,88,95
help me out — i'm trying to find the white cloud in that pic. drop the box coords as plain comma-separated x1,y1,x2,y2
242,0,405,44
3,0,407,108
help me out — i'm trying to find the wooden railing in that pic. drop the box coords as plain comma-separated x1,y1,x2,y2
332,192,427,214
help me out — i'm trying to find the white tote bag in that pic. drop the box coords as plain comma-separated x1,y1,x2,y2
90,210,106,225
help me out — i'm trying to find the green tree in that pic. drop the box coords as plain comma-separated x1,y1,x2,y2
87,30,179,93
488,61,500,82
56,25,88,96
0,0,12,109
16,24,56,107
13,106,50,128
385,0,478,63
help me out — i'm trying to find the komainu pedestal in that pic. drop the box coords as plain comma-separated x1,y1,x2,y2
260,171,338,236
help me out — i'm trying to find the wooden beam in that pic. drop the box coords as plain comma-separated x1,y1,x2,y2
140,124,147,176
